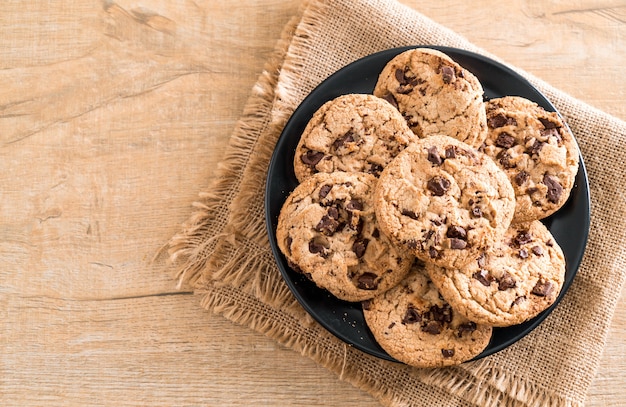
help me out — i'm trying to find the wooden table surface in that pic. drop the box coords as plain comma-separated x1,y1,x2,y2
2,1,624,405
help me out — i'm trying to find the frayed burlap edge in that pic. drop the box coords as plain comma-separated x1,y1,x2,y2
166,1,626,406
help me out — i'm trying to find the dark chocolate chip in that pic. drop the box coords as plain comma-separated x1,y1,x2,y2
395,68,406,83
381,92,398,110
427,146,443,166
441,65,455,84
327,206,339,220
518,248,529,259
539,117,558,129
531,245,544,256
388,322,396,329
488,113,517,128
428,247,440,259
543,174,563,204
498,152,516,169
498,273,517,290
315,215,340,236
301,150,325,167
514,171,529,186
372,228,380,238
401,209,419,220
319,184,332,199
445,145,457,158
407,239,419,249
430,304,452,323
450,238,467,249
332,131,355,150
361,300,371,311
446,225,467,240
308,240,327,257
528,140,545,155
457,322,477,337
513,231,533,247
346,199,363,211
401,306,422,324
441,349,455,358
352,238,369,258
427,176,451,196
367,163,384,176
512,296,526,306
531,279,554,297
495,132,517,149
422,321,443,335
473,269,494,286
357,272,379,290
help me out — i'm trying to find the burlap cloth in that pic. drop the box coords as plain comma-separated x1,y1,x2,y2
167,0,626,405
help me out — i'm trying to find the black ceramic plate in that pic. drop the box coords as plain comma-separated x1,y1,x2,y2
265,46,590,362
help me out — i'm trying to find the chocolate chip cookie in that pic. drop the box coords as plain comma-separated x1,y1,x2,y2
362,260,492,367
374,135,515,269
425,220,566,327
276,171,414,302
482,96,580,223
373,48,487,148
293,93,419,182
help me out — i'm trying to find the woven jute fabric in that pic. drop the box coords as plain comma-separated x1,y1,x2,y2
168,0,626,405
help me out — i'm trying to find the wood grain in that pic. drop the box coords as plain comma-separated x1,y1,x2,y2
1,1,623,405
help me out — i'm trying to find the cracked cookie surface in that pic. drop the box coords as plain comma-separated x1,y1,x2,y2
373,48,487,148
293,93,419,182
276,171,413,302
374,135,515,269
482,96,580,223
425,220,566,327
362,261,492,367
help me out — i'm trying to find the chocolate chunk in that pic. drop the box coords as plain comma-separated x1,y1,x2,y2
395,68,406,83
518,248,529,259
308,240,327,257
352,238,369,258
531,279,554,297
531,245,544,256
498,272,517,290
427,146,443,166
441,65,455,84
498,152,516,169
539,117,558,129
401,209,419,220
388,322,396,329
514,171,529,186
495,132,516,149
473,269,494,286
361,300,371,311
319,184,332,199
395,68,419,93
540,127,560,140
441,349,455,358
446,226,467,240
332,131,355,150
430,304,452,323
401,306,421,324
301,150,325,167
372,228,380,238
488,113,517,128
327,206,339,220
382,92,398,110
422,321,443,335
427,176,451,196
543,174,563,204
428,247,440,259
315,215,340,236
346,199,363,211
445,145,457,158
449,238,467,249
471,206,483,218
513,231,533,247
512,296,526,306
357,272,379,290
528,140,545,155
367,163,384,176
457,322,477,338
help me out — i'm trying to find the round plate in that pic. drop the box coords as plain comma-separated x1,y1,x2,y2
265,46,590,362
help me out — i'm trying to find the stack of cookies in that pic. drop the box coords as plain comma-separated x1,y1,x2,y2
276,48,580,367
